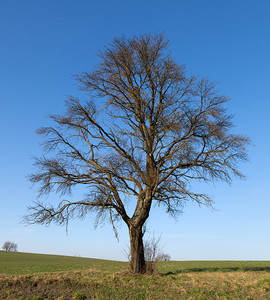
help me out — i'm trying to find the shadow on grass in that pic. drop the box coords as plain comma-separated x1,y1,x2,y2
163,266,270,275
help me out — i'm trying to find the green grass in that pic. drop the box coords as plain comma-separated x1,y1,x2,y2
158,260,270,274
1,251,270,276
0,251,126,275
1,251,270,299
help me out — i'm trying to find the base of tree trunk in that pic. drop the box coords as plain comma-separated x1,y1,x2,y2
129,226,146,274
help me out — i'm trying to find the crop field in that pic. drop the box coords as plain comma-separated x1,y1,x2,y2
1,251,270,299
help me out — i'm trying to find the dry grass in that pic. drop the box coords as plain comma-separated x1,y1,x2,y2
1,269,270,299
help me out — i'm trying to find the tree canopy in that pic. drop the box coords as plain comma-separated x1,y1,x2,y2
25,34,249,273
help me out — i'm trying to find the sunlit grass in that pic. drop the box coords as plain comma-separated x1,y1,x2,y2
0,251,127,275
1,251,270,299
158,260,270,274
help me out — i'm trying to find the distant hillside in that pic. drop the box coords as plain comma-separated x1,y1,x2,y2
0,251,127,275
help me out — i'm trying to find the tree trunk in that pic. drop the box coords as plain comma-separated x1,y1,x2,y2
129,225,146,273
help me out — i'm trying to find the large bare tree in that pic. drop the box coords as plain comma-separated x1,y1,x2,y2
25,34,249,273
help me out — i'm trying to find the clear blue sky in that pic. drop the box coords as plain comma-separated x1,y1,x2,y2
1,0,270,261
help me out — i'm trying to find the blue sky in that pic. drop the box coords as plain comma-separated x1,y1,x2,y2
0,0,270,261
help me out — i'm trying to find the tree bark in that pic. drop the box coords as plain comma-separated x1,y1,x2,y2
129,225,146,273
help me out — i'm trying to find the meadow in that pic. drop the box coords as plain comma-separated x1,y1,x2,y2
1,251,270,299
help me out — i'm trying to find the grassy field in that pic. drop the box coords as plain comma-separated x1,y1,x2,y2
0,251,126,276
1,251,270,299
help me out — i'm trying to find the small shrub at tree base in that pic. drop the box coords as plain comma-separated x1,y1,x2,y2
145,261,156,274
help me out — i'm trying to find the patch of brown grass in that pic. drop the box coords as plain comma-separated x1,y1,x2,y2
1,270,270,299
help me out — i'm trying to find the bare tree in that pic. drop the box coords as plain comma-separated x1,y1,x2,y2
2,241,17,252
143,234,162,273
25,34,249,273
156,253,171,261
144,234,162,262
